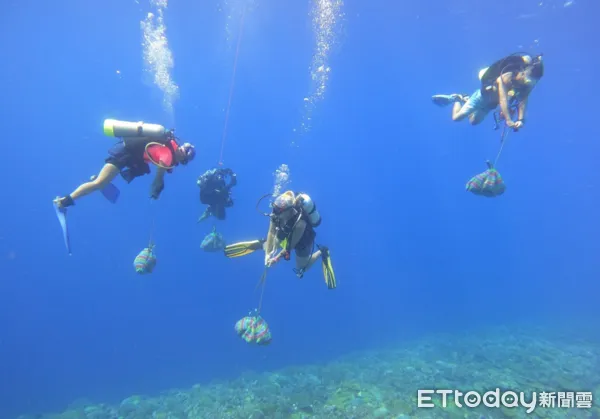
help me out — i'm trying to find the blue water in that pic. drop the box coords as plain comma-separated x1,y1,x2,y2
1,0,599,417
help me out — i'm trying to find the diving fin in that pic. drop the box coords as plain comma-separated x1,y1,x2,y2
319,245,336,289
224,239,266,258
432,94,461,107
90,175,120,203
54,199,72,255
197,209,211,223
101,183,120,203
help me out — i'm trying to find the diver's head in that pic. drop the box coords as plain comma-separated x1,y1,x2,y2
271,192,297,223
177,142,196,165
529,55,544,79
514,69,531,85
515,55,544,87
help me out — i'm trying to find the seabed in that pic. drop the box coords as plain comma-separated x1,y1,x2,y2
16,324,600,419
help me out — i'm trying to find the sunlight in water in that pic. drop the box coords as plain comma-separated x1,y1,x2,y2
272,164,291,197
141,0,179,115
293,0,344,144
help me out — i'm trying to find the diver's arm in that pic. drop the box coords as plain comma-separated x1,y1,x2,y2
228,172,237,188
496,76,515,127
223,168,237,189
264,221,278,264
150,167,166,199
154,167,166,184
197,173,207,188
517,96,528,122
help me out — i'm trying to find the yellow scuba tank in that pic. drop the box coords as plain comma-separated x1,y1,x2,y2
103,119,167,138
297,193,321,227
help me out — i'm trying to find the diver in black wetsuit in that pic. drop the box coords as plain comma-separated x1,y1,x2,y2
197,167,237,222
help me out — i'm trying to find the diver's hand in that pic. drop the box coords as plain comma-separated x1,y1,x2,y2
150,180,164,199
265,252,274,267
264,249,277,267
54,195,74,208
506,120,523,130
266,249,288,267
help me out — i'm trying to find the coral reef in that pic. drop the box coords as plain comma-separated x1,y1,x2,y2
15,325,600,419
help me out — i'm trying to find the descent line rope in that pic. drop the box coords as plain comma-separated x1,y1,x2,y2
492,102,519,167
256,267,268,314
218,5,248,166
494,125,510,167
147,199,156,247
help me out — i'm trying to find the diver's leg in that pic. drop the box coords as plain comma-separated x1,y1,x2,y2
214,204,226,220
70,164,120,199
55,164,120,207
295,249,322,276
468,109,491,126
432,93,465,107
452,90,480,121
296,250,321,271
199,189,212,205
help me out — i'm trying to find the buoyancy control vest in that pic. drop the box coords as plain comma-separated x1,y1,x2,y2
108,135,178,182
104,119,179,181
123,136,177,161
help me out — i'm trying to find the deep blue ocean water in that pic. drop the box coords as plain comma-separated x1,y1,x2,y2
1,0,599,417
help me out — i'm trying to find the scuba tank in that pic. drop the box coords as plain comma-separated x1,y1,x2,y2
104,119,167,138
297,193,321,227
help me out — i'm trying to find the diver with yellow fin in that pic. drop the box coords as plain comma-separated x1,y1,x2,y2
224,191,336,289
432,53,544,129
54,119,196,209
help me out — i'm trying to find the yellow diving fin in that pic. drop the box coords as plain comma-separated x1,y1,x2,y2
319,245,336,289
224,239,266,258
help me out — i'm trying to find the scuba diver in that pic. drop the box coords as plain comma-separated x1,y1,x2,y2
432,53,544,130
223,191,336,289
197,167,237,222
54,119,196,208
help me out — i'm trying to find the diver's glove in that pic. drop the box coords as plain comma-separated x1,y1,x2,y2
150,180,164,199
